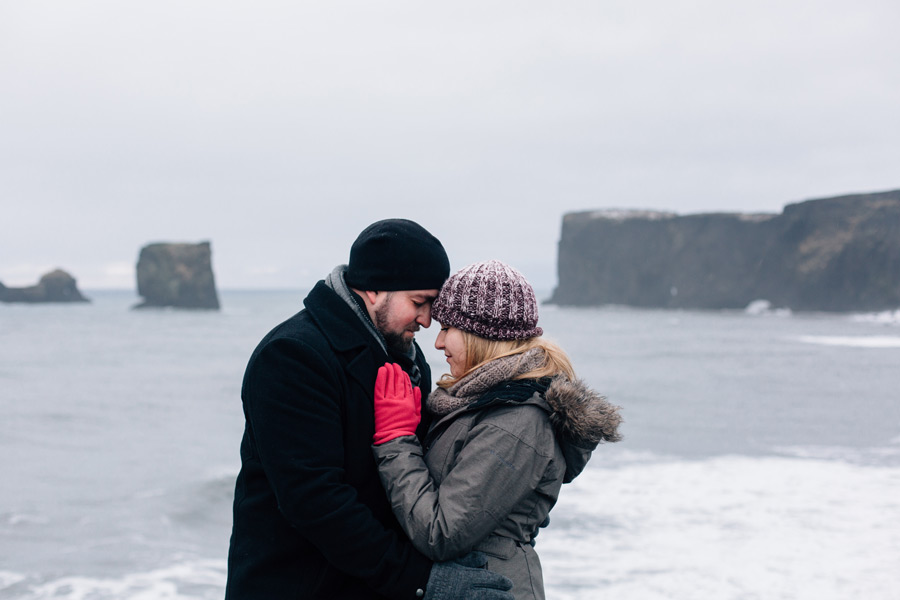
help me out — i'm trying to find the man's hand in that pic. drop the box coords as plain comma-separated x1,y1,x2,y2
373,363,422,445
424,551,514,599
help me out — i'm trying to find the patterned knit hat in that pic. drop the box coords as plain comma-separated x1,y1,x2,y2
431,260,543,340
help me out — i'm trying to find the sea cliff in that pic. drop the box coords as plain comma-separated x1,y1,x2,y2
134,242,220,309
0,269,90,303
549,189,900,312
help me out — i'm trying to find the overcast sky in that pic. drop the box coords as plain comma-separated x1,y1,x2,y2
2,1,898,291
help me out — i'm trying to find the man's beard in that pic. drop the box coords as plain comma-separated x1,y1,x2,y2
382,329,413,355
374,297,415,355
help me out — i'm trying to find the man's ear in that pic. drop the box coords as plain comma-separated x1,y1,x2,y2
364,290,379,305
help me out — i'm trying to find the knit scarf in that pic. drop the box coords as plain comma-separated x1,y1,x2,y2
324,264,421,386
426,348,546,416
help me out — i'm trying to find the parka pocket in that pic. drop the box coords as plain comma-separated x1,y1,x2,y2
476,534,518,560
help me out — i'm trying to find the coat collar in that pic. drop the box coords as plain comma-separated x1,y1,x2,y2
425,390,550,445
304,280,387,357
302,280,390,394
303,279,432,397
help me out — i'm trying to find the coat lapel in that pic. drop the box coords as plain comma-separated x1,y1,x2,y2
304,280,390,393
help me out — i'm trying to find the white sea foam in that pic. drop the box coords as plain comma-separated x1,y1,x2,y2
0,572,26,589
539,455,900,600
11,455,898,600
850,309,900,326
775,444,900,464
796,335,900,348
4,560,226,600
745,299,792,317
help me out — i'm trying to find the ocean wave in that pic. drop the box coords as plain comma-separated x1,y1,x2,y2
744,299,793,317
796,335,900,348
773,444,900,465
539,454,900,600
850,309,900,326
0,572,26,589
2,560,226,600
159,467,238,530
4,455,899,600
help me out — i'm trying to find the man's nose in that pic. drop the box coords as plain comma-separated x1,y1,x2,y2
417,306,432,329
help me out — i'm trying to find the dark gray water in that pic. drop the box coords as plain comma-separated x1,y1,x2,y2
2,291,898,598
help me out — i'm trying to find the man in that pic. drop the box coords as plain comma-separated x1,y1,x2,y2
225,219,513,599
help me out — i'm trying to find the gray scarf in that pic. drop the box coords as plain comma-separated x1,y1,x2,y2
427,348,546,416
323,264,421,385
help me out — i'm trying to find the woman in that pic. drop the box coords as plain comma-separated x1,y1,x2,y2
372,260,622,600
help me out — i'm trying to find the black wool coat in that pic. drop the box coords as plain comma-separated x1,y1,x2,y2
225,281,433,599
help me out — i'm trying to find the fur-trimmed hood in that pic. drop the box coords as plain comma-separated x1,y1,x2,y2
425,348,623,483
543,377,622,482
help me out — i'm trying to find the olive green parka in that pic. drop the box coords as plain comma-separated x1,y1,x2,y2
373,376,622,600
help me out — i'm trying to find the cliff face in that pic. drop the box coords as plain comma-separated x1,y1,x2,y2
134,242,220,309
550,190,900,312
0,269,90,303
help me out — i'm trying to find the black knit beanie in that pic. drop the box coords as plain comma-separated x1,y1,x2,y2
345,219,450,291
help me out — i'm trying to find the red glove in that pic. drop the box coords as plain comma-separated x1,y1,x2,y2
373,362,422,445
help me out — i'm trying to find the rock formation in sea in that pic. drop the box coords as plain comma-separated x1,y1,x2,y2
549,189,900,312
134,241,220,310
0,269,90,303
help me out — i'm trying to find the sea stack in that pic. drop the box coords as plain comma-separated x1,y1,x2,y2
134,241,221,310
549,189,900,312
0,269,90,303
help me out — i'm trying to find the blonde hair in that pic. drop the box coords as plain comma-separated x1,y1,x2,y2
437,332,575,389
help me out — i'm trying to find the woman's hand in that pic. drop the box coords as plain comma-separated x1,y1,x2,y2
373,363,422,445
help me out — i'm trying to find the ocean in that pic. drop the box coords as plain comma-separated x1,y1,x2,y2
2,290,899,599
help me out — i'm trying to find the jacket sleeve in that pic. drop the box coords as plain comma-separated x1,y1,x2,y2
243,337,431,598
372,406,556,561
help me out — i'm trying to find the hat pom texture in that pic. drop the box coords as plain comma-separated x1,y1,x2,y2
432,260,542,341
